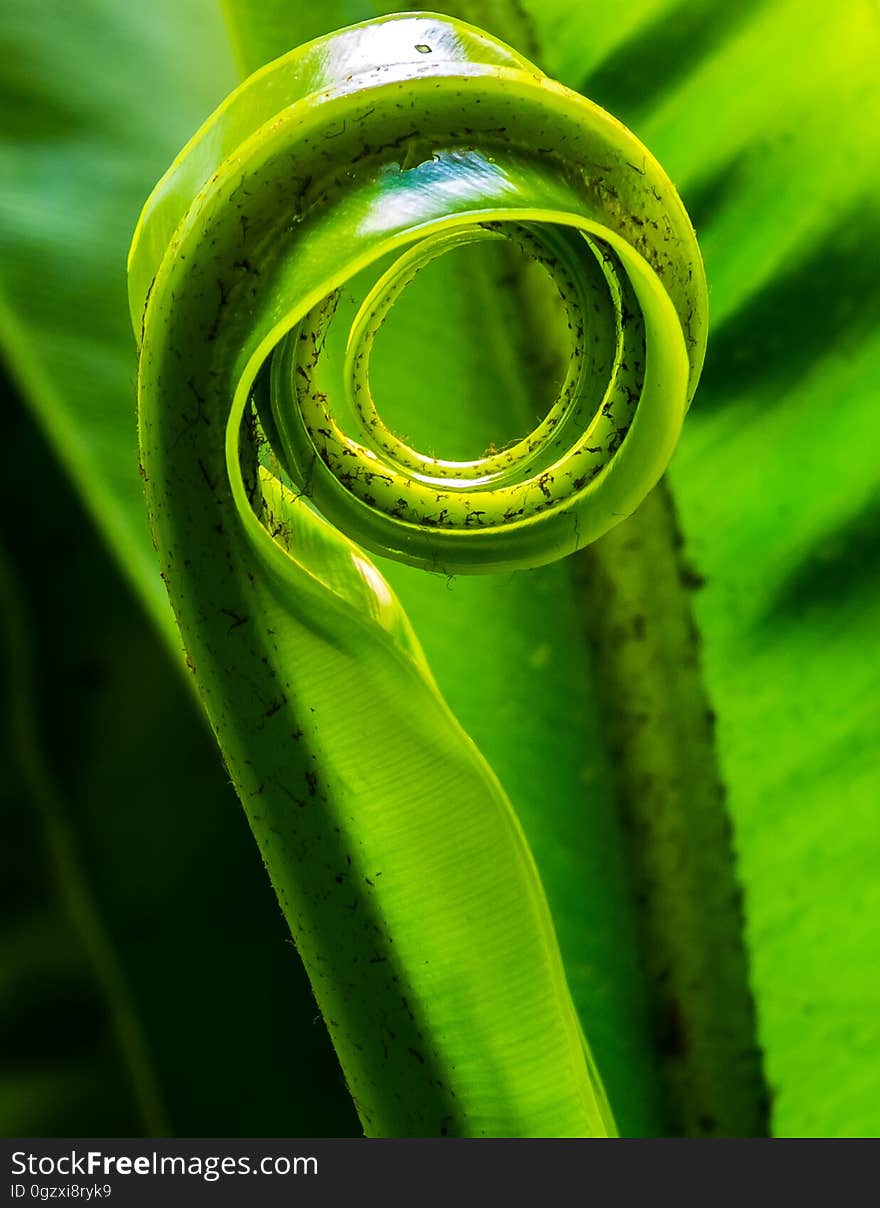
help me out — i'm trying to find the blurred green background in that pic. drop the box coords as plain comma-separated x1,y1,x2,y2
1,0,878,1138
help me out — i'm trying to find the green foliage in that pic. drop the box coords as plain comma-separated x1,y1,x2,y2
1,0,877,1139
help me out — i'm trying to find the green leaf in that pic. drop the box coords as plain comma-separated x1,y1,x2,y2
642,1,880,1139
2,0,878,1140
0,0,237,636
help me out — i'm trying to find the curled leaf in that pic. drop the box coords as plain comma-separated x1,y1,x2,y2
130,13,706,1136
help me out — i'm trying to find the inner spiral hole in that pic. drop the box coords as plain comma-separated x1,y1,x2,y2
366,238,571,463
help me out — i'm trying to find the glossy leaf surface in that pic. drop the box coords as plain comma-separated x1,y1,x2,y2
129,10,709,1136
1,0,877,1139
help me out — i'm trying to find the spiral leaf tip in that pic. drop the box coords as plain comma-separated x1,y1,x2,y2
131,11,707,578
